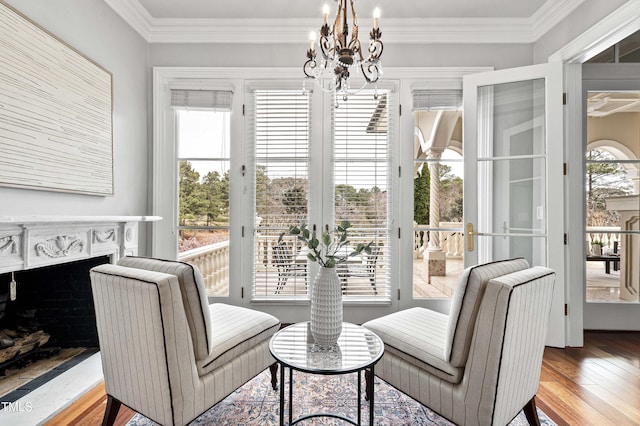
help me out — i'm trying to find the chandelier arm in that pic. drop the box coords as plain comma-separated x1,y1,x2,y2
351,39,364,62
349,0,359,44
368,39,383,62
320,33,335,61
360,62,381,84
303,57,318,78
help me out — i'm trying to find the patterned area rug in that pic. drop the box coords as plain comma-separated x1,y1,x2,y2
128,370,556,425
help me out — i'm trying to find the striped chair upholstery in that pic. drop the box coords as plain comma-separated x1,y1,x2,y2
445,257,530,366
364,261,555,426
90,261,280,426
116,256,213,360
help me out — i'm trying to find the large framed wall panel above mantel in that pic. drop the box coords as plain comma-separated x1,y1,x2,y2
0,1,113,196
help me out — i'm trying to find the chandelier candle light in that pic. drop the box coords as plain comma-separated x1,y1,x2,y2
304,0,383,100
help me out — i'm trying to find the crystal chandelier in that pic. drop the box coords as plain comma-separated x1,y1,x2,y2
304,0,383,100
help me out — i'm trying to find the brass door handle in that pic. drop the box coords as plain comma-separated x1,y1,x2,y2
466,223,483,252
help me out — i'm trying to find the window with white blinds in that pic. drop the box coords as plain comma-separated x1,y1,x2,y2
250,89,311,297
333,90,392,300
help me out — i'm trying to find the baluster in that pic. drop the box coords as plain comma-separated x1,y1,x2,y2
211,250,222,291
204,253,212,290
212,251,220,291
223,245,229,289
441,231,453,258
446,231,453,257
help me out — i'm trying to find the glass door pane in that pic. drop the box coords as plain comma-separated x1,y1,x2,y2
585,91,640,303
475,79,548,266
412,115,464,299
176,109,231,297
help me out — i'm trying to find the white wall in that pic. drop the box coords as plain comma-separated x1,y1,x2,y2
0,0,151,254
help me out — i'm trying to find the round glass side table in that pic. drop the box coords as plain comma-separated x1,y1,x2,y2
269,321,384,426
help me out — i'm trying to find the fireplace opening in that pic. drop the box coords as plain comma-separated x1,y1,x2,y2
0,255,109,402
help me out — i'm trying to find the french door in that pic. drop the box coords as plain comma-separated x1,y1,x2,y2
247,83,398,324
463,62,565,347
582,64,640,330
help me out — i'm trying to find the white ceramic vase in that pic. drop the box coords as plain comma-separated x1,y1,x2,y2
310,266,343,347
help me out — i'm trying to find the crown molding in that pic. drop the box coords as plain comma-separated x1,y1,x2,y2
145,18,535,44
104,0,153,37
549,1,640,63
531,0,587,41
106,0,586,45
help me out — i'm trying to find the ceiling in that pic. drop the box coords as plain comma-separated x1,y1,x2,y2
135,0,547,20
104,0,587,44
588,92,640,117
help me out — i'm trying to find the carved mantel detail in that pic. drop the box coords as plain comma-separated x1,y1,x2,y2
0,236,18,255
35,235,84,258
94,229,116,243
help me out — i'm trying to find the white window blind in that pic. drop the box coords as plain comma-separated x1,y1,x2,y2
412,89,462,111
171,89,233,110
250,89,311,298
333,90,392,300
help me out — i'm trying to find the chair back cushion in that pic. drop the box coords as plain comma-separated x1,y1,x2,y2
484,266,556,424
445,257,529,366
117,256,213,360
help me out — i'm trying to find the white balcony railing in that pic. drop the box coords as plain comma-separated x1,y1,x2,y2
586,226,621,251
413,224,622,259
180,223,612,294
180,233,390,296
178,241,229,295
414,222,464,259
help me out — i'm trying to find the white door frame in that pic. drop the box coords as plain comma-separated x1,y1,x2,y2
549,1,640,346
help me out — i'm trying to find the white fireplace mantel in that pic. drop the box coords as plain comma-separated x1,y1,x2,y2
0,215,161,274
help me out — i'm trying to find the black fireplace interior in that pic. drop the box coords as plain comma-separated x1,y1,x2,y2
0,255,109,349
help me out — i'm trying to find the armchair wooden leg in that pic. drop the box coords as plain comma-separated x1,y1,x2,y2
523,396,541,426
102,395,122,426
269,362,279,390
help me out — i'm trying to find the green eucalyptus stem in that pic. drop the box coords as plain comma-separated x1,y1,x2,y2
278,220,373,268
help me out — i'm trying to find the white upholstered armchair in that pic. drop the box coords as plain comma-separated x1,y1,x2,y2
90,256,280,426
363,258,555,426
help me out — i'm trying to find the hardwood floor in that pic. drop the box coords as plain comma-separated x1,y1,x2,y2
536,331,640,426
46,331,640,426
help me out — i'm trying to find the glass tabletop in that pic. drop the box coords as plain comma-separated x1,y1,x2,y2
269,322,384,374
